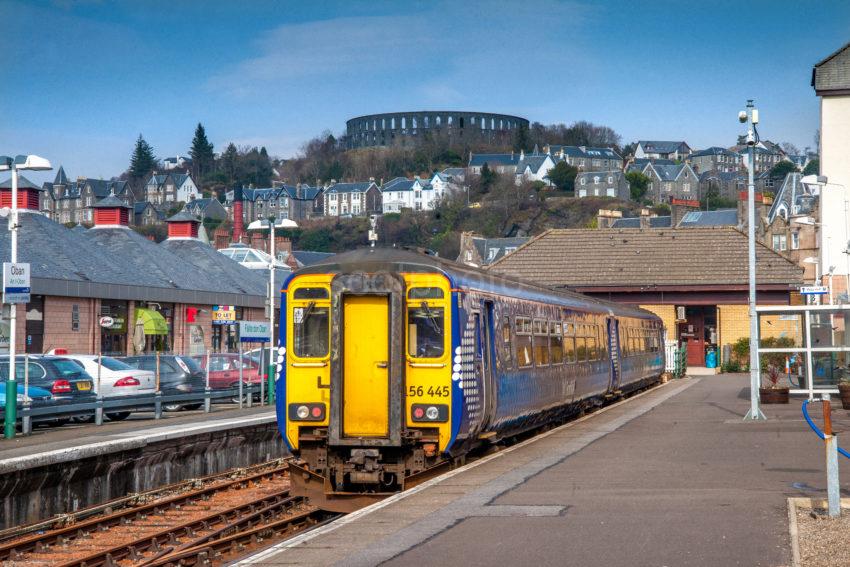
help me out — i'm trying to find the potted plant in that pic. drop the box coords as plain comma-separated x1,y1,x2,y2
759,363,790,404
838,376,850,410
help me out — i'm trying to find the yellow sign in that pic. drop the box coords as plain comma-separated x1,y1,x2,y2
212,305,236,325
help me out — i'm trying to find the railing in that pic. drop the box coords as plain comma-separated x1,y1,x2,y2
665,341,687,378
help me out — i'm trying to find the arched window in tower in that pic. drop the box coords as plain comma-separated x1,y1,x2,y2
491,118,495,130
391,117,396,129
424,116,429,128
401,117,406,129
436,116,441,127
459,117,464,128
448,116,453,127
412,117,417,129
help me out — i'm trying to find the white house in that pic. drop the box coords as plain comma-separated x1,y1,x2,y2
515,152,556,185
162,155,192,171
381,177,438,213
145,172,199,204
429,171,463,202
634,141,691,161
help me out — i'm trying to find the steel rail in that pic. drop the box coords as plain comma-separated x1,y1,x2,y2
0,464,289,561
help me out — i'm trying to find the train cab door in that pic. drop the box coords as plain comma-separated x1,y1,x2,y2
608,317,622,392
475,301,498,429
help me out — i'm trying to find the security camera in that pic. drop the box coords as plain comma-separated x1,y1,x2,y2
745,130,755,146
738,111,748,124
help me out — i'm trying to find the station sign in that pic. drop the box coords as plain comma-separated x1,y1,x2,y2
212,305,236,325
800,285,829,295
239,320,270,343
98,316,115,328
3,262,30,304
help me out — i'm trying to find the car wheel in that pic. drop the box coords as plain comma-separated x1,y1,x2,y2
163,403,183,412
230,382,248,404
54,418,71,426
106,412,131,421
73,415,95,423
183,403,203,411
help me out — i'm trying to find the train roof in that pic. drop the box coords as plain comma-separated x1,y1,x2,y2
289,248,658,321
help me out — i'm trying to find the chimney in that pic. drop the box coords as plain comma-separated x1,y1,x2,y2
90,194,131,226
232,186,244,243
165,210,201,239
596,209,623,229
670,197,700,226
639,208,652,229
213,226,230,249
0,176,44,211
737,190,765,228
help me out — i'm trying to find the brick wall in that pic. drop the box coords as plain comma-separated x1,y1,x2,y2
43,297,99,354
717,304,750,365
639,304,677,342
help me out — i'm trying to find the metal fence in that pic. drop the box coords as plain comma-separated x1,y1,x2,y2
0,349,277,437
665,340,687,378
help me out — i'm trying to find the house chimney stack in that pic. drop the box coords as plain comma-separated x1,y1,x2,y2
232,186,244,243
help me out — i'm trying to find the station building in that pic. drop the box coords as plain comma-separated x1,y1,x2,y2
487,227,804,370
0,182,270,357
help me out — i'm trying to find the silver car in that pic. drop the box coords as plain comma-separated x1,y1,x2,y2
64,355,156,420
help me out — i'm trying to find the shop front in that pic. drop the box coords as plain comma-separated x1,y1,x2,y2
100,300,128,356
211,305,242,353
133,305,171,353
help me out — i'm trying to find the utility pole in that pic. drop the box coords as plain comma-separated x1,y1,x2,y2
742,100,766,421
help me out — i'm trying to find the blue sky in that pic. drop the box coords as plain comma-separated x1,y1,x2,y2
2,0,848,184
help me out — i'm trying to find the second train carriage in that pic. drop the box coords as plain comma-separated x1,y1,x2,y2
275,248,664,510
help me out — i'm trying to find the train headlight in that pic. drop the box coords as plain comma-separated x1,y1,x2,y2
411,403,448,422
289,403,326,421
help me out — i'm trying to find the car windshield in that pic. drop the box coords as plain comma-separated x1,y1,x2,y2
176,356,202,373
52,359,86,377
101,357,133,371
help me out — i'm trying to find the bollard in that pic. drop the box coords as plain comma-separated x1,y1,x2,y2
822,394,841,518
204,350,211,413
154,351,162,419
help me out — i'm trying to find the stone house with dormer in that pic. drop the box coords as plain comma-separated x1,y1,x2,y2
575,171,630,200
323,181,381,217
144,172,199,205
42,166,133,224
546,145,622,172
688,147,742,173
634,141,691,161
642,162,700,202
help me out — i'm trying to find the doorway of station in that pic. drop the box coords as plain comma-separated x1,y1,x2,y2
677,305,718,368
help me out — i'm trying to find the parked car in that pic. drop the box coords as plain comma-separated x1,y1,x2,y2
0,356,96,421
190,353,264,402
121,355,206,411
63,355,157,421
244,347,277,376
0,382,55,425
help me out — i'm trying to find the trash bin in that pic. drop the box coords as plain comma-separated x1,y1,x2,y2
705,347,718,369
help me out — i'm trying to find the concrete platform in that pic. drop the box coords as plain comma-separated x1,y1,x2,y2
243,375,850,567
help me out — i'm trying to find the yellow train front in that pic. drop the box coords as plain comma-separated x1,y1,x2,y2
275,248,664,512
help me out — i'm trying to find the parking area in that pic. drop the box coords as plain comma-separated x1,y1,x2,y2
245,374,850,567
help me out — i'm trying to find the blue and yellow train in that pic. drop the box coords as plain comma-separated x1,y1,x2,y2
275,248,664,510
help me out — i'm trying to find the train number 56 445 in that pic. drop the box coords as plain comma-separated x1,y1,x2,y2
408,385,450,397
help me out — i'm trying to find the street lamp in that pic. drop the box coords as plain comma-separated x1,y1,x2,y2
247,215,297,405
738,102,766,421
0,154,52,439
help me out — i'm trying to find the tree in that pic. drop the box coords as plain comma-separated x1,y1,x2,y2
545,161,578,192
769,160,799,179
129,134,157,179
222,143,239,183
189,123,215,180
625,171,650,201
803,158,819,176
479,163,497,193
513,124,531,152
780,142,800,156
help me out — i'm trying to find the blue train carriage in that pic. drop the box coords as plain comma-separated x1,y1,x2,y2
275,248,664,511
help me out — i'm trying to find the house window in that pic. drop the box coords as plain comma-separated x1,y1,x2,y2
791,232,800,250
608,176,613,183
580,178,586,185
578,189,587,198
772,234,787,251
593,176,600,184
683,183,690,192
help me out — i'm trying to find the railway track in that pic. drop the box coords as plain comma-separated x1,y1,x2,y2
0,461,336,567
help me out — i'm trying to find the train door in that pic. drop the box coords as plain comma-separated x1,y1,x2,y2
608,317,622,391
342,295,390,437
474,303,498,428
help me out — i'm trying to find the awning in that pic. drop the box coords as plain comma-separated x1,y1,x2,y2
135,307,169,335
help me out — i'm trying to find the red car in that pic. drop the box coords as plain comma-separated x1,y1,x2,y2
191,353,265,390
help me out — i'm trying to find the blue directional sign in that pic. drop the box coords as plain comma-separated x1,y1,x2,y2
239,320,270,342
3,262,30,304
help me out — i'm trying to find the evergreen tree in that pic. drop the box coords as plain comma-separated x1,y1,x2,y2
803,158,819,176
222,143,239,183
130,134,157,179
545,161,578,192
189,123,215,180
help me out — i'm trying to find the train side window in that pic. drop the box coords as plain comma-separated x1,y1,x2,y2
533,319,549,366
501,315,513,367
408,303,445,358
516,317,532,368
293,303,329,358
293,287,329,300
563,322,576,363
549,321,563,364
587,327,598,361
598,325,608,360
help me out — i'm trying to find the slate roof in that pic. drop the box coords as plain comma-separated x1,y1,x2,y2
324,182,375,194
812,42,850,92
649,163,689,181
291,251,336,267
638,141,689,154
166,210,200,223
441,167,466,177
548,146,622,160
0,176,42,190
609,216,672,229
160,239,266,296
699,171,745,183
468,153,521,167
54,166,68,186
488,227,803,288
516,154,550,174
626,158,675,173
471,236,530,265
690,147,739,158
90,194,131,209
677,209,738,228
767,173,817,223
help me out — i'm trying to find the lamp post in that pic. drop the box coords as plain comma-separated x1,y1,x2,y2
0,155,52,439
248,215,297,405
739,102,766,421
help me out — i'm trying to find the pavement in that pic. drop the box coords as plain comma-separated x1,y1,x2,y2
0,404,276,471
243,374,850,567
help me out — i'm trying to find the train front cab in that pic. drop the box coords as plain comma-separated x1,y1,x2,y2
280,270,453,510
